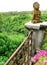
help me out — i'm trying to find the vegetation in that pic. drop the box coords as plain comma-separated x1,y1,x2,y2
0,11,47,65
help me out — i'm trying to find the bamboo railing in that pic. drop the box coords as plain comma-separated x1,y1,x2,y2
4,31,33,65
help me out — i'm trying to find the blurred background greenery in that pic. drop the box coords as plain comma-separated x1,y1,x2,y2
0,11,47,65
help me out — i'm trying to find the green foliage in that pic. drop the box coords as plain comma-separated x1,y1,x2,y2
0,14,30,40
41,11,47,21
43,43,47,51
0,14,4,32
0,32,25,65
0,12,31,34
44,35,47,40
0,56,8,65
0,33,10,55
0,33,25,55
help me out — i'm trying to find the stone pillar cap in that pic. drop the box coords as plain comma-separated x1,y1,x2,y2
25,21,47,30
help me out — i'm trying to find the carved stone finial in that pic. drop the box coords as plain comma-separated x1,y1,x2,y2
32,2,42,23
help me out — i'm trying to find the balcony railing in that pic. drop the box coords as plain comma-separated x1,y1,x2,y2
4,31,33,65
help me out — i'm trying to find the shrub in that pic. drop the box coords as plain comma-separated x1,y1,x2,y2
0,56,8,65
0,33,11,55
43,43,47,51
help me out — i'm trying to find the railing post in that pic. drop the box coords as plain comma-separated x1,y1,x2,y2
28,31,33,65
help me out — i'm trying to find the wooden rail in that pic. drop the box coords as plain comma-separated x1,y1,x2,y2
4,31,33,65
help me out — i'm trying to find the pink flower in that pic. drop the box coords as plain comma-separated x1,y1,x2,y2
33,53,41,62
33,50,47,62
39,50,47,56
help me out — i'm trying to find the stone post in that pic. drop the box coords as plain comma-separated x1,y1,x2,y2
25,21,47,56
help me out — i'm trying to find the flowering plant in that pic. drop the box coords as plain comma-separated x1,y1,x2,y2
33,50,47,65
